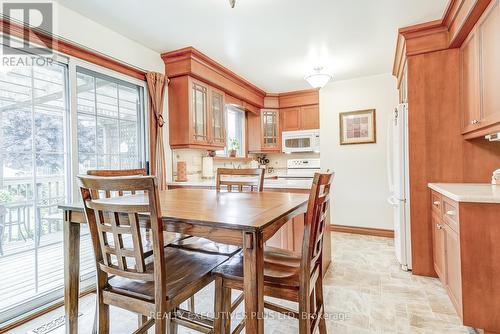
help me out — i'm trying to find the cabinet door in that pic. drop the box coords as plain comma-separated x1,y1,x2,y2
444,224,463,317
191,81,209,143
300,105,320,129
210,88,226,146
281,107,301,131
261,109,280,151
460,31,481,133
479,0,500,127
432,213,446,283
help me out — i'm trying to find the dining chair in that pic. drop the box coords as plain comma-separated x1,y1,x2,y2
78,175,229,334
213,172,334,334
168,167,265,313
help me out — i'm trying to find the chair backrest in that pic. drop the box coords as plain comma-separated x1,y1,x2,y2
78,175,164,284
216,168,265,192
86,169,147,198
300,172,334,276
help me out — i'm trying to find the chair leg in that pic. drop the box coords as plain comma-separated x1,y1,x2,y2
222,286,232,334
316,276,327,334
188,295,195,313
138,315,148,327
96,302,109,334
167,312,178,334
214,276,224,334
298,289,311,334
155,318,166,334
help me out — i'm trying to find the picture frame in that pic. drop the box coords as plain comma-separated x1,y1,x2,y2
339,109,376,145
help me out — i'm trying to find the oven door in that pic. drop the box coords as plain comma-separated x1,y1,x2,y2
282,133,314,153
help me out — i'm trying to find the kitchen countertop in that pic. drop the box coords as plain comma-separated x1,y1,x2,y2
167,177,313,190
428,183,500,203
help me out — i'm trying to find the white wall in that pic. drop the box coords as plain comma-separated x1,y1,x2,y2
320,73,398,230
52,3,164,72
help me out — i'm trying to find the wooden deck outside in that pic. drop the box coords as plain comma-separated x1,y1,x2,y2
0,230,96,313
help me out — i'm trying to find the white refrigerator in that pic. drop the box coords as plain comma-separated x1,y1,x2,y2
387,103,412,271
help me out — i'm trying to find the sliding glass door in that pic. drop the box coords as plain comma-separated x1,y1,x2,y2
0,60,70,321
0,55,146,324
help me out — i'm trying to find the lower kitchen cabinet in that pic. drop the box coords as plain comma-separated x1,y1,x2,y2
430,190,500,332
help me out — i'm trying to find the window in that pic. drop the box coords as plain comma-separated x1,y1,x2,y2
0,52,146,323
217,106,245,156
76,67,145,174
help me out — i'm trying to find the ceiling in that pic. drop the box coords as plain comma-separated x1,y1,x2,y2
55,0,448,92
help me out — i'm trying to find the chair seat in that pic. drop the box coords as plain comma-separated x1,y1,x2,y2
168,236,241,256
213,247,302,287
107,247,229,302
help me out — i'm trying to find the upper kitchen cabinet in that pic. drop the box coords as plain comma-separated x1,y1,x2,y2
168,76,226,149
460,0,500,138
281,105,319,131
479,0,500,130
247,109,281,153
162,47,266,149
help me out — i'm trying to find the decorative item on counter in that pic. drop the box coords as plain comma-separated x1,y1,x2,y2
492,169,500,185
207,150,216,157
176,161,188,182
202,156,214,179
228,138,240,157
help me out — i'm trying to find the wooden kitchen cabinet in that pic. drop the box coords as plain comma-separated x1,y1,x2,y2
168,76,226,149
247,109,281,153
444,223,462,317
479,0,500,130
460,31,481,134
281,105,320,131
432,212,446,283
281,107,301,131
460,0,500,138
429,188,500,332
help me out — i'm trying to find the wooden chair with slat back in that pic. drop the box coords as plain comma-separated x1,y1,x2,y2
213,172,334,334
86,169,147,199
168,167,265,313
78,175,229,334
215,168,265,192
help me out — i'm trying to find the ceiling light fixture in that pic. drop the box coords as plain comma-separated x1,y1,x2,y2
304,67,332,89
229,0,236,8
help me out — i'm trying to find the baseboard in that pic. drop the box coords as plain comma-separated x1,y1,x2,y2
329,224,395,238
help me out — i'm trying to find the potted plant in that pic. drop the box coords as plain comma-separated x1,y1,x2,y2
228,138,240,157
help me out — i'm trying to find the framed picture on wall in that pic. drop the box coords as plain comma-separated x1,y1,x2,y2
339,109,376,145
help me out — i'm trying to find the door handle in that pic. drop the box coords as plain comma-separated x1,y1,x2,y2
445,210,456,216
433,201,440,206
436,223,443,230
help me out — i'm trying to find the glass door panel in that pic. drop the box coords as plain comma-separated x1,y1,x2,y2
192,82,207,142
0,60,69,322
211,90,225,145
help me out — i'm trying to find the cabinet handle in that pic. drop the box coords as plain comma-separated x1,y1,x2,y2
436,223,443,230
433,201,440,206
471,119,480,125
445,210,456,216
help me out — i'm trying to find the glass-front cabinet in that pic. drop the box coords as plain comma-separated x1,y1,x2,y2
262,109,280,150
191,81,208,143
167,77,226,149
210,88,225,146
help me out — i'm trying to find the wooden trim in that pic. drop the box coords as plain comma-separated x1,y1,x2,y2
393,0,493,69
161,47,266,108
0,18,147,80
213,156,253,163
0,287,96,333
329,224,395,238
277,89,320,108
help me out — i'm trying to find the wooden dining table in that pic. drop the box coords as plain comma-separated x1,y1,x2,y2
60,188,309,334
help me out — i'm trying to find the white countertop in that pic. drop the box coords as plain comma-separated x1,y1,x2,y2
428,183,500,203
168,178,313,190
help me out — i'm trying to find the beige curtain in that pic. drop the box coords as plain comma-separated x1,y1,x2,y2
146,72,168,190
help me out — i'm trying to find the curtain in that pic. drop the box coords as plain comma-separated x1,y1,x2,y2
146,71,168,190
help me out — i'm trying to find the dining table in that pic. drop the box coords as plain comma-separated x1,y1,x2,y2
59,188,309,334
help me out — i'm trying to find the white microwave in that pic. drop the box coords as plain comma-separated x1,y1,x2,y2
282,130,320,153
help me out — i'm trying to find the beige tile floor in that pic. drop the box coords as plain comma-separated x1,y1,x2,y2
8,232,475,334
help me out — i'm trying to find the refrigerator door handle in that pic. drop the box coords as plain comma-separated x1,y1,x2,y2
387,110,395,193
387,196,399,206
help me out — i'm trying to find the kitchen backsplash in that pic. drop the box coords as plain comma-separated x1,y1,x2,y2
171,149,320,181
